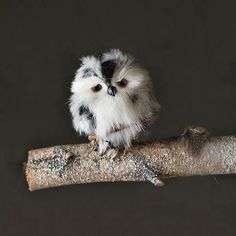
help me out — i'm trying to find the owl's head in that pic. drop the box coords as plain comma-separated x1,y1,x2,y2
71,49,155,105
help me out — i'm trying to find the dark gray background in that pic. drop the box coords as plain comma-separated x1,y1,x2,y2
1,0,236,235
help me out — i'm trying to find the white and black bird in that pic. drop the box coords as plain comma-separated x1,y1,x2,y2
69,49,160,156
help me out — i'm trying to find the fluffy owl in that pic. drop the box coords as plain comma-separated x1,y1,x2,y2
69,49,160,155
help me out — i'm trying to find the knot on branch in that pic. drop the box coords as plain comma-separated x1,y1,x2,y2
182,126,209,155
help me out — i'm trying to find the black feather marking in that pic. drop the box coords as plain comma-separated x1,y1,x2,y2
79,106,96,128
79,105,89,116
83,68,97,78
129,94,138,104
101,60,117,79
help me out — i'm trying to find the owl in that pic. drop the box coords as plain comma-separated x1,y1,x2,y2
69,49,160,156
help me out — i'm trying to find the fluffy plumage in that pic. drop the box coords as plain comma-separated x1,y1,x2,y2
69,49,160,154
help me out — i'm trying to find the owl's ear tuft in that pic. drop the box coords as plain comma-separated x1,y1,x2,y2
75,56,101,80
82,68,97,78
101,49,126,64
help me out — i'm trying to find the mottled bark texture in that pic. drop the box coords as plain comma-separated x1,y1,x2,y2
25,127,236,191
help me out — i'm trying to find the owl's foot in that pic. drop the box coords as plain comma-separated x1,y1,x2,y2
89,140,98,151
98,141,120,159
88,133,96,141
121,147,129,156
98,141,126,160
88,134,98,151
98,140,111,155
110,148,129,161
106,148,119,159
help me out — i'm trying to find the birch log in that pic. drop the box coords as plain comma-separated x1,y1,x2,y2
25,126,236,191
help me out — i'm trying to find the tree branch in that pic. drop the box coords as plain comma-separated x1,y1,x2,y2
25,127,236,191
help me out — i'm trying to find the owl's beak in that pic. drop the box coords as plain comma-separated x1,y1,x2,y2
107,85,117,96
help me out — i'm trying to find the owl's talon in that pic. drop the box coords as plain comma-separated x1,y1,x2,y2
98,140,110,155
90,140,98,151
88,134,97,141
121,148,129,156
106,148,119,159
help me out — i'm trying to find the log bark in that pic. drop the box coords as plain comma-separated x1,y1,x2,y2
25,126,236,191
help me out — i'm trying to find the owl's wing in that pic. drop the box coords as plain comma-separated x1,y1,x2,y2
70,56,99,135
70,98,96,135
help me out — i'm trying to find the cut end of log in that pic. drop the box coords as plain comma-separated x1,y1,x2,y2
25,162,33,191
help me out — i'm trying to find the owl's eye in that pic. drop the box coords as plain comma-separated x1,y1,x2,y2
91,84,102,92
117,78,128,88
